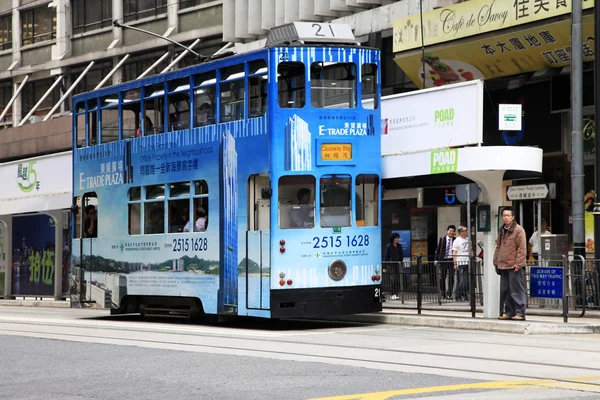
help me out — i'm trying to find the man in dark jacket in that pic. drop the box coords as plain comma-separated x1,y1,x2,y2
383,232,404,299
494,207,527,321
434,225,456,299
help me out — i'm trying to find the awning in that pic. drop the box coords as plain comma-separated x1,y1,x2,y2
382,146,542,180
0,151,72,216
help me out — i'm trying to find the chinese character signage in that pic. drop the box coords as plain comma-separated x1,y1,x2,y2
11,215,56,296
395,15,596,89
393,0,594,53
529,267,563,299
430,149,458,174
321,144,352,161
499,104,523,131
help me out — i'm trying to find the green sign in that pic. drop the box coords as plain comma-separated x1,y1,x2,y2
16,161,39,193
430,149,458,174
333,226,342,233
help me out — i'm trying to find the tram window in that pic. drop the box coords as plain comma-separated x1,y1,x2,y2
278,175,315,229
82,194,98,238
249,76,267,118
194,71,216,127
310,62,357,109
146,184,165,200
278,62,306,108
76,113,86,147
188,180,209,232
100,97,119,144
128,186,141,236
249,59,267,75
355,175,379,227
168,182,190,234
144,83,166,135
88,110,98,146
144,202,164,235
73,196,82,238
361,64,378,109
124,89,140,101
320,175,352,228
122,107,138,140
220,75,244,122
169,78,191,131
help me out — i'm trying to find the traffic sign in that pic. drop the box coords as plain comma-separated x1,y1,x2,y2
529,267,563,299
506,183,556,201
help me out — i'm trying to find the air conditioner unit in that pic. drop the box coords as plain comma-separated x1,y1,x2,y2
28,115,43,124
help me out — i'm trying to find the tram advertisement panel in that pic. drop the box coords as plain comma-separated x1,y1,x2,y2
11,215,56,296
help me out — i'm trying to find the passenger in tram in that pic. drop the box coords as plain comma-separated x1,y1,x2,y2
137,116,155,137
183,206,207,232
197,102,215,126
289,188,314,229
169,204,187,233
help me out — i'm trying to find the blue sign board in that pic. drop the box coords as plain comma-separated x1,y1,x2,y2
529,267,563,299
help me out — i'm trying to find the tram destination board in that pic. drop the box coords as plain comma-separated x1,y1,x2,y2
529,266,563,299
321,144,352,161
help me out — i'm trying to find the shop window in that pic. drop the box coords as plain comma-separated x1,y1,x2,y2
188,180,209,232
361,64,378,109
144,184,165,234
310,62,357,109
168,181,190,233
144,83,165,135
220,65,245,122
194,71,216,127
278,175,315,229
355,175,379,227
278,62,305,108
128,187,141,235
320,175,351,228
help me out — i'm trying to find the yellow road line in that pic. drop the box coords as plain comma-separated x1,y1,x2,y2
309,376,600,400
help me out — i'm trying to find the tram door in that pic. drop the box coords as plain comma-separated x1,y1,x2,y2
76,193,98,306
246,174,271,310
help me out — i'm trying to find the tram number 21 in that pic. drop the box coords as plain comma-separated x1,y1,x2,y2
312,235,370,249
172,238,208,252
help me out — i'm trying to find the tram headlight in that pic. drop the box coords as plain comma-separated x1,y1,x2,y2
328,259,347,281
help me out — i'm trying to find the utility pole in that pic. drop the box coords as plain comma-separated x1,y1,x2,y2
572,0,585,259
594,0,600,263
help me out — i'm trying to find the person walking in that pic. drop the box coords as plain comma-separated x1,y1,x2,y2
383,232,404,300
494,207,527,321
434,225,456,300
452,226,470,301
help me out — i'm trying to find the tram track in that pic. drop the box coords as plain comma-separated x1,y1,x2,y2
1,316,600,387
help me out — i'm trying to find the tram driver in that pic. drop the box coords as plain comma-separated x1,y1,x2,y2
290,188,314,229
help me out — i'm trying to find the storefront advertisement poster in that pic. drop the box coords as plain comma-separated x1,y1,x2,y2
12,215,56,296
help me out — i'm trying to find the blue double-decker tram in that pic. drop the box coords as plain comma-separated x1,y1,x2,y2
71,22,382,319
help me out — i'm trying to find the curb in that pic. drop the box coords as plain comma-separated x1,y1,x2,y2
327,312,600,334
0,300,71,308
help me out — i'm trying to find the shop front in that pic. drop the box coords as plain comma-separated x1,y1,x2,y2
0,151,72,300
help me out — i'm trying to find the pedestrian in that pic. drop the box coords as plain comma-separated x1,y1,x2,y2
494,207,527,321
452,226,470,301
434,225,456,300
383,232,404,300
528,219,550,262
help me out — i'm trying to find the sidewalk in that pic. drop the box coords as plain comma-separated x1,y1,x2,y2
3,297,600,334
329,299,600,335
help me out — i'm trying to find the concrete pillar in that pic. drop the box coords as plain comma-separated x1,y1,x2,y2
168,0,179,34
45,211,64,300
0,216,13,299
459,170,505,319
112,0,124,85
52,0,70,60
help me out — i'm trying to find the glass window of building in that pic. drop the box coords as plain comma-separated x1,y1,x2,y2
0,14,12,51
72,0,112,34
22,78,60,118
310,62,357,109
320,175,352,228
21,6,56,46
179,0,212,9
123,0,168,23
0,81,12,123
278,176,315,229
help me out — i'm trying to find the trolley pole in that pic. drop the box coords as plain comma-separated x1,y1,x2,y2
594,0,600,264
572,0,585,259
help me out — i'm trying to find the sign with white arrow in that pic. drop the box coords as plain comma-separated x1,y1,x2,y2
506,183,556,201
